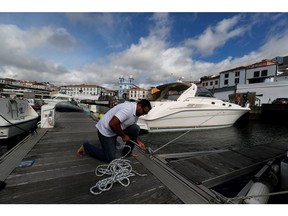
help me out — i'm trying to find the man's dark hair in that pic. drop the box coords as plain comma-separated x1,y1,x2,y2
138,99,152,110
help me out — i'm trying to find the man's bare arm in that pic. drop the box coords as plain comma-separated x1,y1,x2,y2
109,116,129,142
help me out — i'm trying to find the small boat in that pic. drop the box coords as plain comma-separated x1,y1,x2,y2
137,82,250,132
0,98,39,139
42,93,73,106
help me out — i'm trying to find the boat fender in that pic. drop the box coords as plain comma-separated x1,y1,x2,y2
281,153,288,190
244,182,270,204
99,113,104,119
271,163,279,174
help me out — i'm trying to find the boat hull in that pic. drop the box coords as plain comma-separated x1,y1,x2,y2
0,117,39,139
0,98,39,139
137,106,249,132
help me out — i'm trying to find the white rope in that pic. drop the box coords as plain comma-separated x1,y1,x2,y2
153,104,232,154
226,190,288,203
211,189,288,204
90,145,147,195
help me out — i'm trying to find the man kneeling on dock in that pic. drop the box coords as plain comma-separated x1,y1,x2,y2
77,99,152,162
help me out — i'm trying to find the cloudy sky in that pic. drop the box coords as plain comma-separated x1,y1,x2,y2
0,2,288,90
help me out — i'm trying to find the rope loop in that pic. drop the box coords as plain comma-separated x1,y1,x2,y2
90,157,146,195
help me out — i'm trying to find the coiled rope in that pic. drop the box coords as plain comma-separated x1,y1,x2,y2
90,145,147,195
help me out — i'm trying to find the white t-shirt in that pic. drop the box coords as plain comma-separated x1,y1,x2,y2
96,101,138,137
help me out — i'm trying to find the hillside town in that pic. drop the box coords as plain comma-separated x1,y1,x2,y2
0,55,288,103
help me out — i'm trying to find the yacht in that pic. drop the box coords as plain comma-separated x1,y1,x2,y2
137,82,250,132
0,98,39,139
42,93,73,106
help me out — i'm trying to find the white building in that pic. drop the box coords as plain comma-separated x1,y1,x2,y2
218,60,278,89
128,87,149,101
214,59,281,104
219,66,246,88
245,59,278,84
200,75,220,90
0,78,17,85
59,84,105,98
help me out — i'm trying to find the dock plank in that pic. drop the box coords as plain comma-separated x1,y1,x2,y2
168,150,255,185
0,160,178,204
1,111,287,204
168,159,215,184
0,111,182,204
167,142,286,188
232,145,284,162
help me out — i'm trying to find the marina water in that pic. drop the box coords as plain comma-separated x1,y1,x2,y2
1,119,288,157
140,120,288,154
0,131,31,157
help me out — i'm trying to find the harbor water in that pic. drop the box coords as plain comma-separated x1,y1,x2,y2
0,131,31,157
1,119,288,157
140,119,288,155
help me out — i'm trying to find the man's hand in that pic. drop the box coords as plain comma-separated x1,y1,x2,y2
137,140,146,150
122,135,130,142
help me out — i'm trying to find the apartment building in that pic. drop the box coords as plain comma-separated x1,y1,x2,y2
200,75,220,90
59,84,105,97
219,66,246,88
128,87,149,101
217,59,278,88
245,59,278,84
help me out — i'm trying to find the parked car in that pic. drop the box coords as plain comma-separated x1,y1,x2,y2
272,98,288,104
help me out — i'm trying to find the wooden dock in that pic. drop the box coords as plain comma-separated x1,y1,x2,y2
0,111,287,204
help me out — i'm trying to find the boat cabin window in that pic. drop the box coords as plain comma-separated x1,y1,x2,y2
166,91,182,101
195,87,214,98
155,89,188,101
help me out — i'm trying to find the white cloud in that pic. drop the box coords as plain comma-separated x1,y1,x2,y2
0,13,288,91
0,23,75,81
76,15,194,88
184,15,246,56
64,14,288,89
149,13,171,40
0,24,75,52
66,13,129,49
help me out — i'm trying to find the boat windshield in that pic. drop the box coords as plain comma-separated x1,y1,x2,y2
151,83,214,101
154,87,190,101
196,87,214,97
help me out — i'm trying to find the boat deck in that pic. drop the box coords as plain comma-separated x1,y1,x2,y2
0,111,287,204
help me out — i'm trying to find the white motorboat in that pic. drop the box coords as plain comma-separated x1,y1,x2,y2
0,98,39,139
137,82,250,132
42,93,73,106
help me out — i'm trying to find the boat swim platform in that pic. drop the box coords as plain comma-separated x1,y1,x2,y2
0,111,287,204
